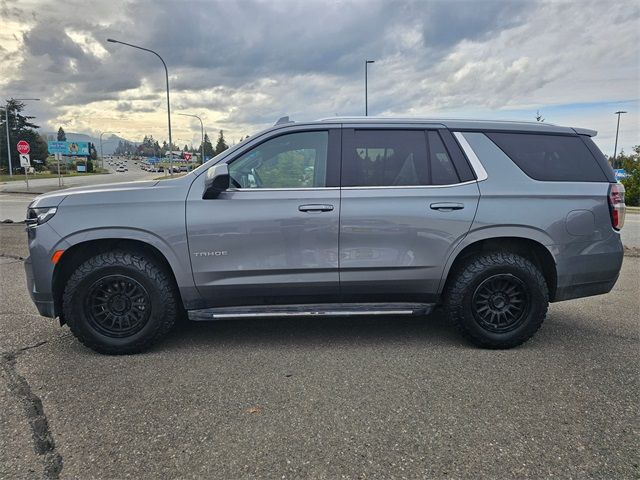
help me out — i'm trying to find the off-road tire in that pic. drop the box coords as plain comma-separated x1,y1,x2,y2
444,252,548,349
62,250,178,354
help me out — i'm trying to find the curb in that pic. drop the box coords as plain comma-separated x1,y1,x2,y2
1,190,62,195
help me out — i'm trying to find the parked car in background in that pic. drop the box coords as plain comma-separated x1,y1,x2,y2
24,117,624,354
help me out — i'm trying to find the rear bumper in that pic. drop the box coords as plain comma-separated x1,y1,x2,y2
553,236,624,302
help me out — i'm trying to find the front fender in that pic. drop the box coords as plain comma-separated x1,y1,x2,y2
54,227,202,309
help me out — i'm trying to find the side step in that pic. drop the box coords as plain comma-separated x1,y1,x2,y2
188,303,435,321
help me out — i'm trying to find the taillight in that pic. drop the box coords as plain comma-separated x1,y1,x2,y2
608,183,626,230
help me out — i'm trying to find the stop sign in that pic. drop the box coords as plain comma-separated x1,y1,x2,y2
17,140,30,155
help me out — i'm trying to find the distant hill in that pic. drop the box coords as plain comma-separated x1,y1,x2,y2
40,132,139,155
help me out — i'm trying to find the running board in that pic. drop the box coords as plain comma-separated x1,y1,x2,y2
188,303,434,321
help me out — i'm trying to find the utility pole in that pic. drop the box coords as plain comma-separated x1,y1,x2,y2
107,38,174,175
177,113,204,165
100,131,120,169
365,60,375,116
612,111,627,169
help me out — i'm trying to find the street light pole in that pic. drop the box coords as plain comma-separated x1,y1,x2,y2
4,97,40,177
99,131,120,169
107,38,174,175
177,113,204,165
612,110,627,169
365,60,375,116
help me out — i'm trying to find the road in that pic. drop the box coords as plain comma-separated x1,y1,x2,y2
0,224,638,479
0,160,160,222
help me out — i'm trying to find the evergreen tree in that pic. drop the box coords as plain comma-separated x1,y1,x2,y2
201,132,215,159
214,130,228,155
57,127,67,141
89,142,98,160
0,100,41,173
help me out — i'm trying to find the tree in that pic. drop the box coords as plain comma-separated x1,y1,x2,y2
89,142,98,160
114,139,137,156
136,135,161,157
57,127,67,141
12,130,49,172
617,146,640,206
200,132,215,159
0,100,41,173
214,129,228,155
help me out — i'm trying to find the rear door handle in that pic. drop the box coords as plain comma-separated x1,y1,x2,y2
298,204,334,213
430,202,464,211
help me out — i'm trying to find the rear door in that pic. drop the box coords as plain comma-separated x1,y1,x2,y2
339,127,480,301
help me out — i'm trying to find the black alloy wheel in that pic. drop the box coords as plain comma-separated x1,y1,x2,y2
471,273,530,333
84,274,151,338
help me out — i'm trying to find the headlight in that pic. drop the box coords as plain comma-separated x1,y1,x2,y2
26,207,58,226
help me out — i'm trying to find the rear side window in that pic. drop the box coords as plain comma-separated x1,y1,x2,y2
486,132,608,182
342,130,462,187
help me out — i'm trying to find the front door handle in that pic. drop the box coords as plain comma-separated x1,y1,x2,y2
299,204,334,213
430,202,464,211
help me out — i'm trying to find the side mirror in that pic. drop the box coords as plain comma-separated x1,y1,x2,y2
202,163,230,199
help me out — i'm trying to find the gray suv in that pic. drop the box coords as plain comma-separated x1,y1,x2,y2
24,118,626,354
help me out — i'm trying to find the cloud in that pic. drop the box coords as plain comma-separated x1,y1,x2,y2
0,0,638,153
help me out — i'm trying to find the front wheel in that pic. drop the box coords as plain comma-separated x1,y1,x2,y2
444,252,549,349
62,250,179,354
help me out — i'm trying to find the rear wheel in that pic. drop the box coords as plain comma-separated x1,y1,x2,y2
444,252,548,348
62,250,178,354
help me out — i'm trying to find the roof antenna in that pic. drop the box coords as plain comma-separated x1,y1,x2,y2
274,116,291,126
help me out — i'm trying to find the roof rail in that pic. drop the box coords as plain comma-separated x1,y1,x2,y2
274,116,293,126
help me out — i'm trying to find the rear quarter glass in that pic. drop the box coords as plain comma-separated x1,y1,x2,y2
485,132,609,182
580,135,616,182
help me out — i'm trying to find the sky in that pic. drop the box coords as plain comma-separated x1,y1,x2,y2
1,0,639,155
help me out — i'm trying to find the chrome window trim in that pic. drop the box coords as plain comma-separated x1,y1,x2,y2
229,182,478,192
228,187,339,192
340,180,477,190
453,132,488,181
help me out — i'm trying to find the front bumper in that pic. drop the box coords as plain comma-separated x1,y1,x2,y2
24,255,56,318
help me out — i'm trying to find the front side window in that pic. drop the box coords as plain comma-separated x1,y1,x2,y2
229,131,328,188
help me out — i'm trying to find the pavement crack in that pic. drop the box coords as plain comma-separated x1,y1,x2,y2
0,252,25,259
1,343,63,479
0,252,25,261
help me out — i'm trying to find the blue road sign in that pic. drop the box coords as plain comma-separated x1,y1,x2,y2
614,169,628,182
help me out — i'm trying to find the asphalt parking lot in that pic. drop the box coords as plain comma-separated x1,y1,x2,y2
1,223,638,479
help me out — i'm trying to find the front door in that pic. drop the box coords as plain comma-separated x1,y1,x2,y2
186,128,341,307
339,128,480,301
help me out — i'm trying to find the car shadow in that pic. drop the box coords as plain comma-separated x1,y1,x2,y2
159,309,464,351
